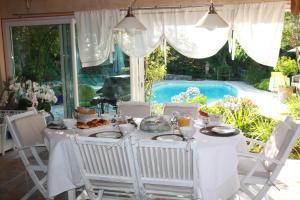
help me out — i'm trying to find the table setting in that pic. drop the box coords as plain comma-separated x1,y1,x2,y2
43,106,247,200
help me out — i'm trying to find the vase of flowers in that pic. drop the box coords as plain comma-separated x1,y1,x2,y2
0,77,57,115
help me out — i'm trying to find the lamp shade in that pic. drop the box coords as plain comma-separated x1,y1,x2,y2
114,10,146,32
196,3,228,30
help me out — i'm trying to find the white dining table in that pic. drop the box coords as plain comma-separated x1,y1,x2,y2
43,122,247,200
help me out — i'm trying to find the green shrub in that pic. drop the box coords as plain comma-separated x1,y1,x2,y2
243,63,272,85
275,56,298,77
145,48,167,100
254,79,269,91
287,95,300,120
204,97,300,158
78,84,96,107
204,97,258,133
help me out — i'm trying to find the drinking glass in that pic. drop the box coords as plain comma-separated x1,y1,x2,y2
201,116,210,133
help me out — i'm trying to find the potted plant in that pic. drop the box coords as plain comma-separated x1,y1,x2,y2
274,56,298,102
278,81,294,102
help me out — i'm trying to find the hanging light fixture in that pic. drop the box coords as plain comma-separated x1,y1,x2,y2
114,0,146,32
196,0,228,30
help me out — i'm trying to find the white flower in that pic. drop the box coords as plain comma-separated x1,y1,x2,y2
25,80,32,85
9,84,14,90
14,83,21,91
186,87,200,95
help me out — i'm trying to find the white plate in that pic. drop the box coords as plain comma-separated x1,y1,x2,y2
95,132,122,138
211,126,236,134
156,135,183,141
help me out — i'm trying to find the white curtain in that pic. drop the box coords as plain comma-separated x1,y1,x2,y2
163,7,231,59
232,2,285,67
75,1,285,67
116,10,164,57
75,10,120,67
117,8,231,59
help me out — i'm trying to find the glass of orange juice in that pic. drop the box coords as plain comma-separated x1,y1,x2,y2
177,114,191,127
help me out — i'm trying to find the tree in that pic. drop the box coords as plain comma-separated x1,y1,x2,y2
12,25,61,83
281,12,300,70
145,47,167,100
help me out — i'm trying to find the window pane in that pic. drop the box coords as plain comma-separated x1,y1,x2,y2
77,43,130,114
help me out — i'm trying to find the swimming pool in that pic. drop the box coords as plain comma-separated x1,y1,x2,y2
152,81,238,104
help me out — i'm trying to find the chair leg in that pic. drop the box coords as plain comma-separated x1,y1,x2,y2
240,184,255,200
68,189,76,200
254,184,271,200
20,185,38,200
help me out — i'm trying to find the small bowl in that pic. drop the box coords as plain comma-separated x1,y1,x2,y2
119,124,135,135
63,118,77,129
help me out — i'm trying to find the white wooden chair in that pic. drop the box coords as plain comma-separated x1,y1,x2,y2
131,139,197,199
117,101,151,118
237,118,300,200
163,103,200,119
5,109,49,200
71,136,141,200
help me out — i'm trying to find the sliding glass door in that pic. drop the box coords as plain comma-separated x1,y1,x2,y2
3,17,76,119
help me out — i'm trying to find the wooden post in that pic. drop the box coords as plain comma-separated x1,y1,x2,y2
291,0,300,15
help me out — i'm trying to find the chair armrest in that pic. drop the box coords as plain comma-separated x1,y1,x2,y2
244,138,266,147
238,152,282,165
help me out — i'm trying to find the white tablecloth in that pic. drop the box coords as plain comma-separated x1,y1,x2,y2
43,125,246,199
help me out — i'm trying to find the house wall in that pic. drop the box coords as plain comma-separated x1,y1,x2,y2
0,20,5,82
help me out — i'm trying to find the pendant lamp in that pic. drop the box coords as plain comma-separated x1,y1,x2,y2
114,1,146,32
196,1,228,30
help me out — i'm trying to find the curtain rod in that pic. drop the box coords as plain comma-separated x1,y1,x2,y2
11,0,289,18
120,0,288,11
11,12,74,18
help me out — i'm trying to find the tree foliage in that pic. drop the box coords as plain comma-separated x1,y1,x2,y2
145,47,167,100
281,12,300,69
275,56,298,76
12,25,61,83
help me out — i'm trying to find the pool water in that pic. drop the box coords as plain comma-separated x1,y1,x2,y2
152,81,237,104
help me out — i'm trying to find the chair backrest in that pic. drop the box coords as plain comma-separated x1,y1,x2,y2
5,109,46,148
117,101,151,118
163,103,200,119
71,136,140,198
132,139,195,197
5,109,48,198
263,119,300,171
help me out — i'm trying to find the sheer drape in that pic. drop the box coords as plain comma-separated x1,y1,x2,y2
163,7,231,59
116,10,164,57
75,10,120,67
232,2,285,67
75,1,285,67
117,7,231,59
